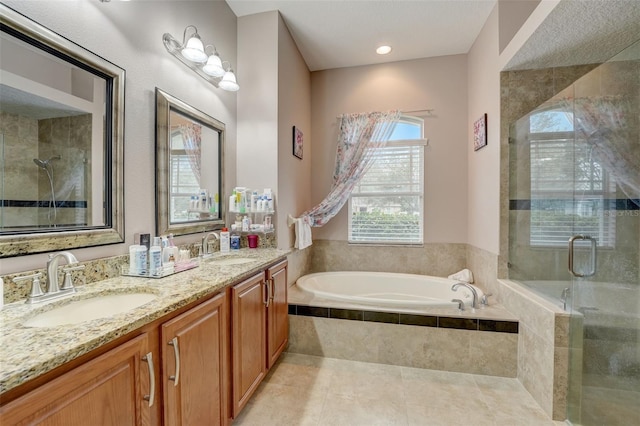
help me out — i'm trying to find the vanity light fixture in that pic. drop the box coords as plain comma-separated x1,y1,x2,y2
163,25,239,91
376,45,392,55
218,67,239,92
180,26,208,63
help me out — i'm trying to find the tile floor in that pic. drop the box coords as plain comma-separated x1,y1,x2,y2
233,352,564,426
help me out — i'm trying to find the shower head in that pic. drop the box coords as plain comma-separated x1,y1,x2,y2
33,155,61,169
33,158,48,169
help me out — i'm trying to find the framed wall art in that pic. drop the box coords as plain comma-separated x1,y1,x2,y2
292,125,303,159
473,113,487,151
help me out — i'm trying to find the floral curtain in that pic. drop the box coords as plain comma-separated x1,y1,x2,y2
566,95,640,207
180,124,202,186
299,110,401,227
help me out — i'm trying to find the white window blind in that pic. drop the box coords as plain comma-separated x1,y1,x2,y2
349,141,424,244
529,138,616,248
169,132,199,222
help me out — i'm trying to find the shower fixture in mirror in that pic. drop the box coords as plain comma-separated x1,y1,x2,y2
0,4,125,258
155,88,225,237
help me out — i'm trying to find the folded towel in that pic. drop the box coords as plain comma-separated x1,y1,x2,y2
289,214,312,250
448,268,474,283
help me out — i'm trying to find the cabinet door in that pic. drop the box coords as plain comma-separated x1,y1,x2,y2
0,334,153,426
266,260,288,369
161,293,228,426
231,272,267,417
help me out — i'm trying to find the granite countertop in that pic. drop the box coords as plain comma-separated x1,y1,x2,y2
0,248,290,395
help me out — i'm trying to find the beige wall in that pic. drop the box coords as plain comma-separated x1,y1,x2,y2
277,15,311,249
310,55,469,244
237,12,279,193
467,5,502,256
0,0,238,274
237,12,311,249
498,0,540,54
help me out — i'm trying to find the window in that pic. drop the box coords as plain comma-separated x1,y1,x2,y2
170,131,200,222
529,109,616,248
348,116,426,244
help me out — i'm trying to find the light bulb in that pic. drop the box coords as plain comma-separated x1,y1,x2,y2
218,70,239,92
181,34,207,63
203,53,225,77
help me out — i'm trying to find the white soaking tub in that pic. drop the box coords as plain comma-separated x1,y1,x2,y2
296,271,484,309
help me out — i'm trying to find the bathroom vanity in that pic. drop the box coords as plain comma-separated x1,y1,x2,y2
0,249,289,426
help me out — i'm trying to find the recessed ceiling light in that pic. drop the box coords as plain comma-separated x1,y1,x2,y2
376,45,392,55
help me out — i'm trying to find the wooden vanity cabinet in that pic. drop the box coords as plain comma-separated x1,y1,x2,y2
231,260,288,418
0,333,155,426
266,260,288,369
161,292,228,426
0,258,287,426
231,272,267,417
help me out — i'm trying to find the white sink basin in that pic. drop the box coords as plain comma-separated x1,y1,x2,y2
23,293,157,328
209,257,256,266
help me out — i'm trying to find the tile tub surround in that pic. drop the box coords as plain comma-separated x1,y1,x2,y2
0,248,290,395
310,240,468,278
497,279,570,421
288,285,518,377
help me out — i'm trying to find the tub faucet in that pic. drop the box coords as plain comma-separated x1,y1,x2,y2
201,232,220,258
452,282,478,309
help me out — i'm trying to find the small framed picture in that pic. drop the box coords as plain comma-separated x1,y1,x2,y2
292,126,303,159
473,114,487,151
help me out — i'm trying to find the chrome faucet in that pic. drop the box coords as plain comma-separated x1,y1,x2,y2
46,251,80,294
201,232,220,258
14,251,84,304
451,282,478,309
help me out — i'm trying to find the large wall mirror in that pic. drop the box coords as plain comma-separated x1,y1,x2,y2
155,88,225,236
0,4,124,257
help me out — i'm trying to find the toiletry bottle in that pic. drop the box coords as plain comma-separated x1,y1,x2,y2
168,233,180,260
242,216,250,232
251,191,258,212
220,227,230,253
136,245,148,275
149,237,162,275
267,196,274,211
229,190,237,212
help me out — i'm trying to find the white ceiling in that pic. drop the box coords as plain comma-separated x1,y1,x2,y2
226,0,497,71
226,0,640,73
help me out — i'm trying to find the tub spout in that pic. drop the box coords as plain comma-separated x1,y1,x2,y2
451,299,465,311
452,282,478,309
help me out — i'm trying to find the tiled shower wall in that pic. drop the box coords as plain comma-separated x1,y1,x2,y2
0,111,91,229
0,111,39,228
38,114,92,227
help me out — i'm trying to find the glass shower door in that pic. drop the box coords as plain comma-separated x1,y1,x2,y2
566,39,640,426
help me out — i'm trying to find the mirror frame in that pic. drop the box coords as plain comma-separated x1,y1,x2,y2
0,4,125,258
155,88,225,237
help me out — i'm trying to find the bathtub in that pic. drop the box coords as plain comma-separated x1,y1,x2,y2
296,271,484,309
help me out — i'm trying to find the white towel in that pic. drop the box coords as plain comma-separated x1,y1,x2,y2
448,268,474,283
289,214,312,250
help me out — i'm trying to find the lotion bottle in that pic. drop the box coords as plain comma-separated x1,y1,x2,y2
220,227,230,253
149,237,162,275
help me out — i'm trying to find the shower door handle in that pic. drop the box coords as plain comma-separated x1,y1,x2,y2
568,235,597,278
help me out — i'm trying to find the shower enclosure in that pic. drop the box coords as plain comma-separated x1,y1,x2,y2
509,39,639,424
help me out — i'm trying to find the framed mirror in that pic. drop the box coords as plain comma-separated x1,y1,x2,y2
0,4,125,258
155,88,225,237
